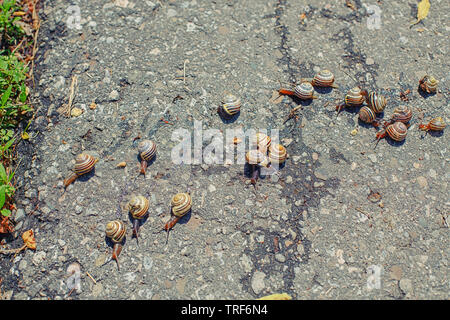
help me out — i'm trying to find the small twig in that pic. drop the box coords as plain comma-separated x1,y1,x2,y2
355,207,372,219
66,75,78,117
86,271,97,284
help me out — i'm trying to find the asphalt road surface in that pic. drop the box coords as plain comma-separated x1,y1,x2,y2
1,0,448,300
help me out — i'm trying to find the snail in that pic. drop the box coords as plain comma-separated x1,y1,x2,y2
254,132,271,153
364,91,387,113
63,153,98,188
358,106,379,126
304,70,338,88
104,220,126,270
336,87,365,114
279,82,318,100
389,105,413,124
218,93,241,119
419,117,446,132
419,75,438,94
138,139,156,176
268,143,287,165
245,149,269,187
164,192,192,232
127,195,149,242
375,121,407,148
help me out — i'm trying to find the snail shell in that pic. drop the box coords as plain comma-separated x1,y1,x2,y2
366,92,387,113
358,106,376,124
171,193,192,217
220,94,241,116
391,105,412,123
268,143,287,164
138,140,157,161
128,195,149,220
105,220,126,243
294,82,317,100
344,87,365,107
419,75,438,93
386,121,407,142
421,117,446,131
74,153,98,176
245,149,269,167
255,132,271,153
311,70,337,88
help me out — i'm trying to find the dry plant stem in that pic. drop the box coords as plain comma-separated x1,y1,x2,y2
66,75,78,117
86,271,97,284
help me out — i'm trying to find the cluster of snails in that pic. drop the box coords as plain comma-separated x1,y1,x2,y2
278,69,338,101
245,132,288,188
63,138,195,271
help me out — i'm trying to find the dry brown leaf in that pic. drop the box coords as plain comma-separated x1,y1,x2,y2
258,293,292,300
22,230,36,250
411,0,430,26
116,162,127,168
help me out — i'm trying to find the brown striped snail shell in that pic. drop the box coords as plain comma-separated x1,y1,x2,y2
105,220,126,270
365,91,387,113
311,70,338,88
344,87,365,107
164,192,192,232
419,75,438,94
138,139,156,175
219,93,241,118
386,121,408,142
268,143,287,165
63,153,98,188
359,106,377,124
419,117,446,132
391,105,412,124
128,195,150,241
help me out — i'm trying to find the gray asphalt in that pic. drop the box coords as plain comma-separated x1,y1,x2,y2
1,0,448,300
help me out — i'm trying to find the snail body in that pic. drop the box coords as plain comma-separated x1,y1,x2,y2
138,140,157,175
105,220,126,270
218,94,241,119
279,82,317,100
419,117,446,132
419,75,438,94
63,153,98,188
245,149,269,187
165,192,192,231
128,195,149,241
364,91,387,113
310,70,338,88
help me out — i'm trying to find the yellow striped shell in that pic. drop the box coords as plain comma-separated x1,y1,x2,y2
128,195,149,219
344,87,365,107
311,70,337,88
294,82,316,100
138,140,157,161
171,193,192,217
105,220,126,243
419,75,438,93
268,143,287,164
245,149,269,167
74,153,98,176
221,94,241,116
386,121,407,142
366,92,387,113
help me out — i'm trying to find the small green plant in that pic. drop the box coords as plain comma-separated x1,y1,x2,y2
0,162,15,217
0,0,24,49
